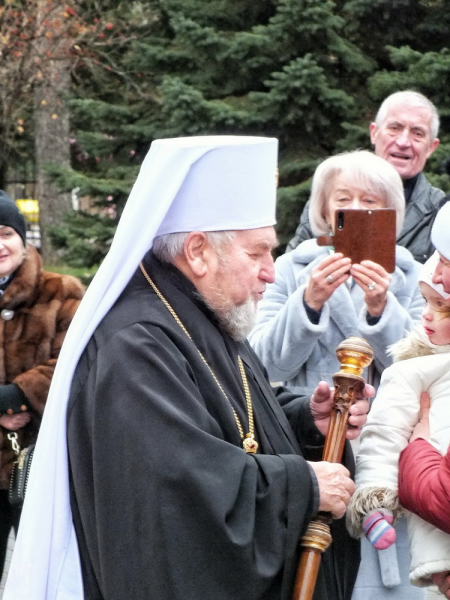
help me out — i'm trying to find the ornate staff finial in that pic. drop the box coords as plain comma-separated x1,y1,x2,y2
334,336,374,379
291,337,373,600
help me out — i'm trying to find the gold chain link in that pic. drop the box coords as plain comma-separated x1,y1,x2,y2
139,262,258,452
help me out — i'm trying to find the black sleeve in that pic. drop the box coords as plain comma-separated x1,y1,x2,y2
304,297,322,324
276,386,356,474
68,324,317,600
366,313,381,326
275,387,325,459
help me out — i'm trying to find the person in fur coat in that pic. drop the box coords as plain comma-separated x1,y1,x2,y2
0,190,84,579
249,150,425,600
347,251,450,592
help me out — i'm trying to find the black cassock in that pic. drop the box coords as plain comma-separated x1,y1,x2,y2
67,252,359,600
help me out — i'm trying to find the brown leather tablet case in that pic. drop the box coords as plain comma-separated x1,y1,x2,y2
317,209,396,273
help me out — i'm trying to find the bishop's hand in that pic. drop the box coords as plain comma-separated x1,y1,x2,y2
310,380,373,440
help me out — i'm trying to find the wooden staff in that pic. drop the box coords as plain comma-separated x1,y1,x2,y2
291,336,374,600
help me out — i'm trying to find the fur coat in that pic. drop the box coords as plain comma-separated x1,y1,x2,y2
0,245,84,488
249,239,424,394
347,326,450,586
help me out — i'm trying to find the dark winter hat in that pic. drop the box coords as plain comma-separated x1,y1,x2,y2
0,190,26,245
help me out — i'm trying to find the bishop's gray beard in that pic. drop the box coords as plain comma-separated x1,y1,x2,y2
203,290,257,341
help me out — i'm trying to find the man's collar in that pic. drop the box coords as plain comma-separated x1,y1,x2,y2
402,172,420,204
142,249,221,325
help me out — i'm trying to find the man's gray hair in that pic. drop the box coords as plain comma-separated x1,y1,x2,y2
309,150,405,237
152,231,237,263
375,90,439,139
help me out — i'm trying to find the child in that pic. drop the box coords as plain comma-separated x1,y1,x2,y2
347,251,450,588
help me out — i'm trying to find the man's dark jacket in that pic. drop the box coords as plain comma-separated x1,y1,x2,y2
67,252,359,600
286,172,445,263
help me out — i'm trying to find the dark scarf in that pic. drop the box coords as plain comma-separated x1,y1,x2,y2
403,173,420,204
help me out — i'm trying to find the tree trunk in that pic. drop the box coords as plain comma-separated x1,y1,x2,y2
34,59,71,264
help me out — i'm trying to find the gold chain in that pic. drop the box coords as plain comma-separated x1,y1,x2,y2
139,262,258,453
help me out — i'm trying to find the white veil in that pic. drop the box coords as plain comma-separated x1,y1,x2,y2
4,135,278,600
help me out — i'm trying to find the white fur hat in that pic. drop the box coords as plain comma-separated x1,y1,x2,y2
431,201,450,260
418,251,450,299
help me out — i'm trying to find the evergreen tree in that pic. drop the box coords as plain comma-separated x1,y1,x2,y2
53,0,375,262
50,0,450,266
0,0,147,259
368,44,450,191
343,0,450,58
342,0,450,185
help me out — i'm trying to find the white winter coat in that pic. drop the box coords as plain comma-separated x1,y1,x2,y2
347,326,450,586
249,240,424,394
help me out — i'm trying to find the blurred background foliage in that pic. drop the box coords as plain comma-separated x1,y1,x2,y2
3,0,450,267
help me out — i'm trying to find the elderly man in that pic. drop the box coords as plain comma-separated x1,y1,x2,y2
287,91,445,263
4,137,371,600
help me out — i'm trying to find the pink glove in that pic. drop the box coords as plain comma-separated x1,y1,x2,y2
362,508,396,550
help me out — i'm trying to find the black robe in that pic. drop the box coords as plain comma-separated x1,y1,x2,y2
67,252,359,600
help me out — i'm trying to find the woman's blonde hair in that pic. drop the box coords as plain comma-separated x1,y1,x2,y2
309,150,405,237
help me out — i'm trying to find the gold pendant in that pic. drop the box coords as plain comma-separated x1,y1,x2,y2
243,434,258,454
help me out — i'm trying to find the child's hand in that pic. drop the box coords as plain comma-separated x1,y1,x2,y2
362,508,396,549
410,392,430,442
0,412,31,430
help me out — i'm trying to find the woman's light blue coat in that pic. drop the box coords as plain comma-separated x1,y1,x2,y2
248,238,426,600
249,239,424,395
